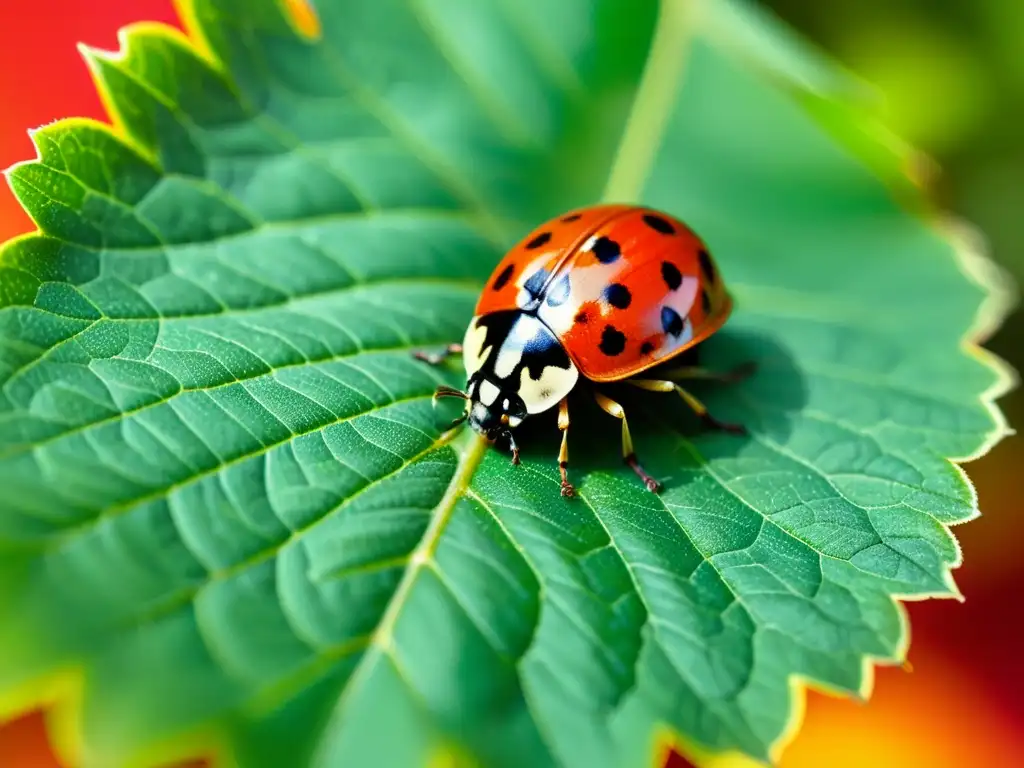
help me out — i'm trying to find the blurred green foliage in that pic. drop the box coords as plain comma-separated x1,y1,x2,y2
764,0,1024,286
763,0,1023,442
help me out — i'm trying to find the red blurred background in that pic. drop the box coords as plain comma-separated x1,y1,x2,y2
0,2,1021,767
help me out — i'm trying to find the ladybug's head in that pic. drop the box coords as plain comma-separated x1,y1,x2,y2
432,311,579,458
431,376,528,447
466,376,528,442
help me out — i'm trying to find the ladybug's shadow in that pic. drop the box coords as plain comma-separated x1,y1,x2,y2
509,329,807,495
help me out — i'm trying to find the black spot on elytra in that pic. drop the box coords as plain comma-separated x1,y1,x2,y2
640,340,655,355
661,261,682,291
526,231,552,249
491,263,514,292
643,214,675,234
591,236,621,264
698,249,716,283
561,213,582,222
546,274,571,307
574,310,588,324
603,283,631,309
599,325,626,356
701,289,712,315
661,306,684,337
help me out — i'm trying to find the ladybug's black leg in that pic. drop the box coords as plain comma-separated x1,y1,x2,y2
413,343,463,366
557,397,574,498
447,411,469,430
630,379,747,435
593,391,662,493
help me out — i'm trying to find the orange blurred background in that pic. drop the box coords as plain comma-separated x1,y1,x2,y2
0,2,1021,767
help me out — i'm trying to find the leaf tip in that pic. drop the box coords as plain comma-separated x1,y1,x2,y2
937,578,967,605
76,41,117,69
2,130,47,187
74,40,98,59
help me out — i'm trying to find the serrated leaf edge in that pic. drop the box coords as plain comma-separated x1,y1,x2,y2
0,6,321,768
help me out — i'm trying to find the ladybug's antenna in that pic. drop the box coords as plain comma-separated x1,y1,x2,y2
432,385,468,405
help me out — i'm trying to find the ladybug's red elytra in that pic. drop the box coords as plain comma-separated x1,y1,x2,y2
413,203,754,497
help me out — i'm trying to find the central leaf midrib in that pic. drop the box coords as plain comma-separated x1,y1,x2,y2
111,438,463,637
313,429,491,743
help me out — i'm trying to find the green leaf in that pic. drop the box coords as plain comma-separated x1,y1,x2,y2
0,0,1013,767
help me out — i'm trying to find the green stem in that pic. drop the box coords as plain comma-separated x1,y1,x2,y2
320,429,489,738
376,429,489,647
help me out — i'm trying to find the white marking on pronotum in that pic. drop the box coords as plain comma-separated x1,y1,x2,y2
461,318,490,378
494,346,524,380
494,314,548,379
478,379,500,406
518,363,579,415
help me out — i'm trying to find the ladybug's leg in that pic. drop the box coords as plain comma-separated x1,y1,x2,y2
593,391,662,493
412,343,464,366
431,385,470,429
661,361,757,384
556,397,575,498
507,431,521,466
629,379,747,435
446,411,469,430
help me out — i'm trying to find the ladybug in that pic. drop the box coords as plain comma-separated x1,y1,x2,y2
413,203,754,497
